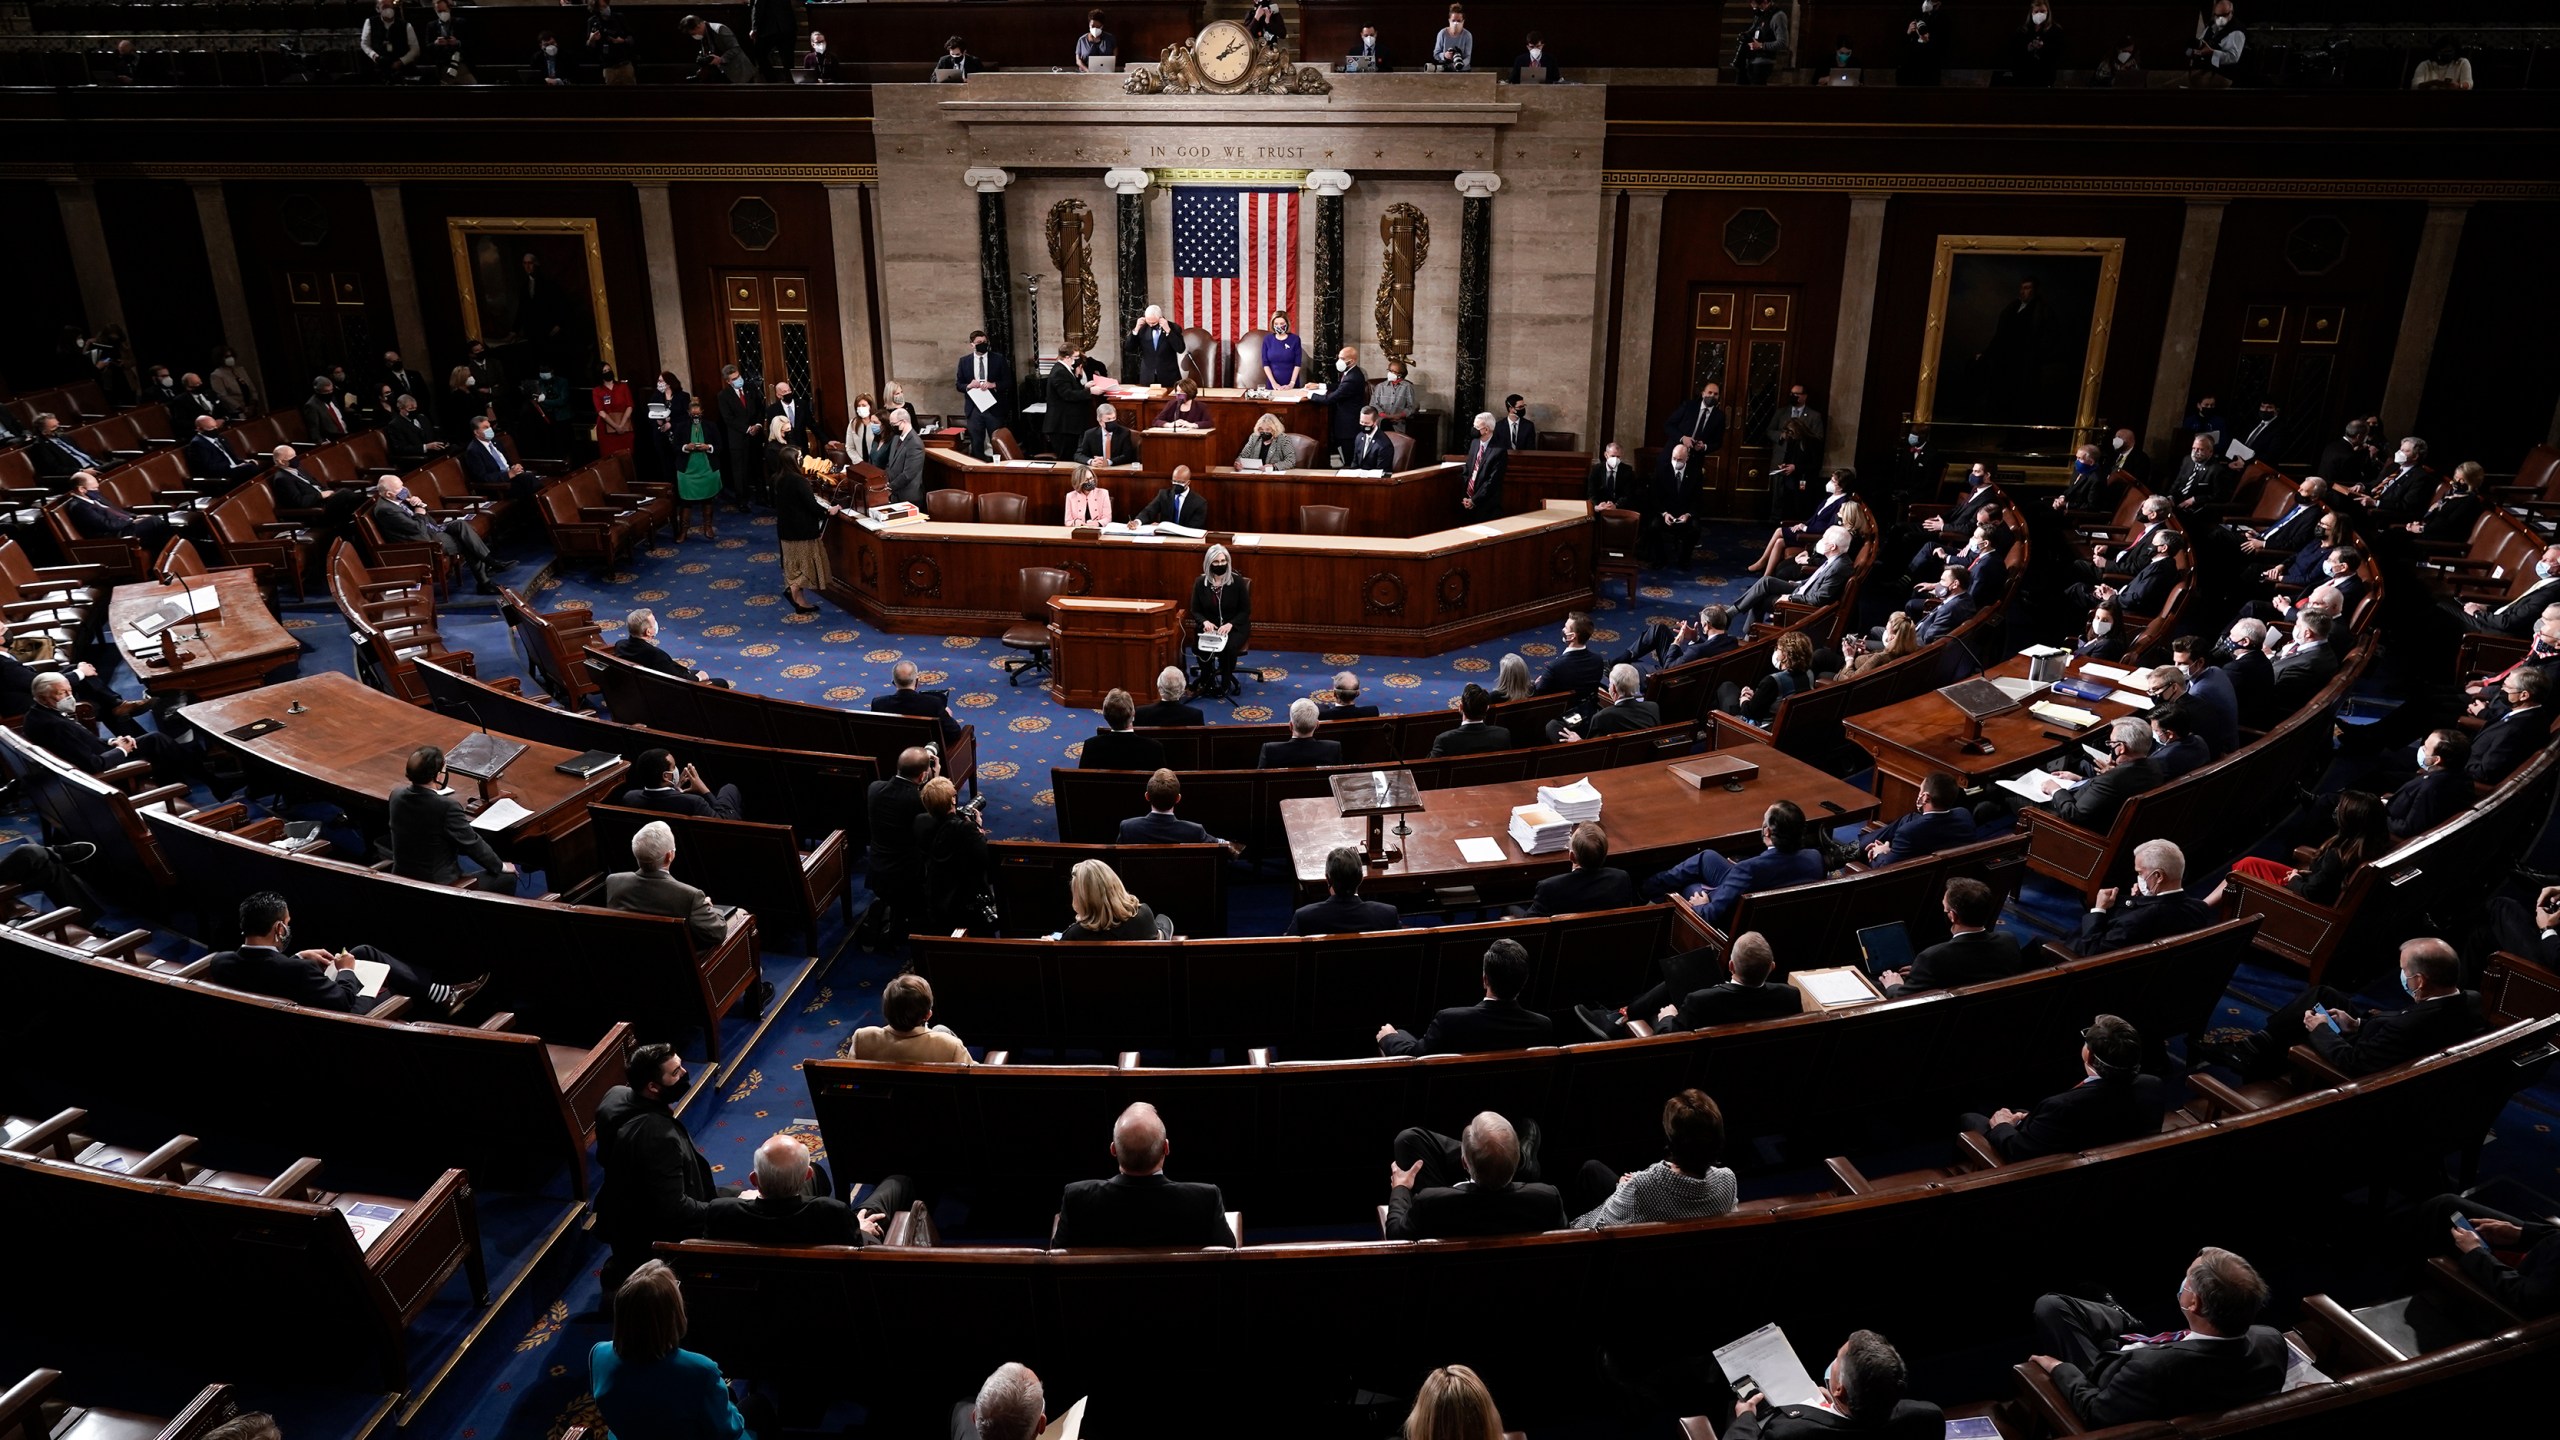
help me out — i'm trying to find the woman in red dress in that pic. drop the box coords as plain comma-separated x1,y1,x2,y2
592,363,634,459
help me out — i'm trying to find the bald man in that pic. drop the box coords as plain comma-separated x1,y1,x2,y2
703,1131,912,1246
871,657,961,742
1387,1109,1565,1239
183,413,265,491
1052,1102,1236,1248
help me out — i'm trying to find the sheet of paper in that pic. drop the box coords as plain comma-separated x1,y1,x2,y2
2082,744,2111,767
2079,662,2137,684
2018,644,2067,658
1542,778,1601,806
1455,836,1506,864
1715,1322,1824,1409
2028,701,2102,729
1464,524,1504,537
467,797,534,832
1798,969,1876,1008
1156,522,1207,538
1944,1420,2004,1439
966,388,996,413
2107,689,2155,709
342,1201,404,1253
1037,1396,1088,1440
2224,439,2257,463
1990,677,2045,701
1232,534,1261,547
349,957,390,999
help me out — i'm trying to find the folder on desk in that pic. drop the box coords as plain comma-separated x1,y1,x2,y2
554,749,621,778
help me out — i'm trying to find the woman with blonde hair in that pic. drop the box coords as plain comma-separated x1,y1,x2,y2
1061,858,1163,940
1492,652,1533,704
1063,463,1112,526
1237,412,1298,470
588,1260,750,1438
1746,468,1863,576
1191,542,1251,696
1403,1363,1504,1440
1838,609,1917,678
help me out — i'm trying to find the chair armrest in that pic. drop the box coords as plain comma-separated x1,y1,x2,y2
257,1155,325,1202
2286,1042,2355,1089
2421,1254,2527,1331
1823,1156,1874,1196
32,562,104,581
124,1133,202,1181
2185,1070,2261,1118
1,1106,90,1159
1958,1128,2006,1170
368,994,415,1022
99,760,154,788
1706,709,1772,748
1624,1019,1656,1039
2009,1362,2087,1435
2296,1293,2408,1371
476,1011,519,1033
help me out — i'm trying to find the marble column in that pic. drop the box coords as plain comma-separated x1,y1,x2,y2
825,181,881,404
1822,192,1891,470
2142,198,2229,453
1453,171,1502,428
190,180,266,409
2380,202,2471,436
1306,169,1353,370
633,183,691,382
1609,190,1666,454
964,167,1017,367
366,182,431,371
1104,167,1151,379
49,180,125,339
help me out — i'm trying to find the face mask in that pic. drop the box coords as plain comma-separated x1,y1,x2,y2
2396,449,2413,465
543,44,558,56
1908,432,1921,446
1838,50,1853,63
2091,616,2112,635
2032,8,2047,19
974,342,989,355
477,427,493,442
2400,969,2418,999
1210,562,1228,576
856,405,870,417
1921,1,1935,11
1773,651,1790,671
52,693,78,714
1077,478,1093,492
1171,483,1187,494
2539,561,2557,581
1089,27,1102,37
153,373,170,385
2132,874,2151,898
730,377,744,389
813,42,826,53
538,370,553,380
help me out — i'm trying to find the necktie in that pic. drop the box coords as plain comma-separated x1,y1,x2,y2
1101,432,1112,466
976,355,986,383
2489,646,2555,684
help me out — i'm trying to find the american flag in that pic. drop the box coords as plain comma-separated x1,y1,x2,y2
1172,186,1298,384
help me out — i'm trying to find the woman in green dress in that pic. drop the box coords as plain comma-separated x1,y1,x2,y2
675,399,724,541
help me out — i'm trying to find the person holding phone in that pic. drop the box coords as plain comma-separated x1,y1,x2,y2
2403,1193,2559,1321
2200,937,2482,1079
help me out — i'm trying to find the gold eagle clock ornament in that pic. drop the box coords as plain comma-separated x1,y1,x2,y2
1195,19,1255,86
1126,23,1333,95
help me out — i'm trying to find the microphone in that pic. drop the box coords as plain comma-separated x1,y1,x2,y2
456,697,489,734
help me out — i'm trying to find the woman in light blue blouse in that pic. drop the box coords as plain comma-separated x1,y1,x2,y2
589,1260,751,1439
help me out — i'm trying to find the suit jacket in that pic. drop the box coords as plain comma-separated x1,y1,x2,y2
2468,705,2547,786
1118,810,1217,845
2183,668,2242,755
614,634,694,682
1987,1073,2164,1161
619,784,744,821
31,435,101,483
1132,322,1184,385
1581,698,1662,737
2309,991,2484,1077
883,433,927,507
703,1193,865,1246
1257,736,1344,769
1386,1178,1566,1241
1132,486,1208,528
715,380,765,445
1790,553,1852,606
389,781,506,884
1916,592,1976,644
203,945,367,1013
0,652,37,720
1869,805,1977,864
1286,893,1401,936
301,395,351,440
2151,734,2214,780
2038,756,2160,833
2117,555,2179,615
2418,491,2484,545
184,432,262,487
1659,977,1803,1034
1236,432,1302,471
594,1086,715,1254
2479,578,2560,636
2269,642,2341,714
606,866,728,949
1379,997,1553,1056
1460,437,1507,508
873,687,963,743
763,394,820,453
2255,499,2323,553
461,437,519,496
1306,365,1369,444
1054,1172,1235,1248
1887,928,2023,996
66,493,149,541
1533,647,1607,707
1725,1399,1946,1440
1496,414,1539,452
2051,1326,2287,1430
1527,865,1639,917
24,702,124,775
2388,766,2472,838
2167,454,2222,505
1586,458,1644,508
866,776,928,887
1664,399,1727,451
1649,844,1828,931
1428,721,1513,757
1134,700,1206,727
368,497,436,548
2224,650,2275,727
952,351,1011,422
2075,888,2215,955
1073,423,1143,468
1081,728,1165,771
1316,702,1378,721
2368,463,2435,520
1666,632,1739,668
1347,428,1398,472
267,466,326,512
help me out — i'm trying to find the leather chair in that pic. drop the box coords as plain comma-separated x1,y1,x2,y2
926,489,977,524
1300,504,1350,536
1384,431,1415,472
1232,330,1270,390
978,491,1030,526
989,427,1025,462
1595,506,1643,607
1003,567,1072,686
1542,431,1579,451
1284,432,1326,469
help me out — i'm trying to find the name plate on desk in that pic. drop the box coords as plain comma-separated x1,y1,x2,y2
1667,755,1760,789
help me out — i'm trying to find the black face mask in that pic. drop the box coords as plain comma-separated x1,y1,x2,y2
1210,562,1228,576
973,342,989,354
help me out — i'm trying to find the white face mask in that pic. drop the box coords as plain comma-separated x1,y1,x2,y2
2032,8,2048,19
2090,616,2112,635
2117,50,2133,63
1089,27,1102,38
1772,651,1790,671
52,693,78,715
856,405,870,417
543,44,558,56
813,42,826,53
1907,432,1921,445
2395,449,2413,465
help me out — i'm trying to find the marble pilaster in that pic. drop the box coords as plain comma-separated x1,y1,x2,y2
2380,202,2470,435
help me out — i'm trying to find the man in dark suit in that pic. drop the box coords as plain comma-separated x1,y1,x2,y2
1620,603,1738,672
1646,439,1707,566
595,1043,723,1287
2164,643,2242,757
2223,399,2288,469
183,416,264,491
1130,306,1184,386
1907,463,2001,581
2210,938,2481,1080
1585,441,1643,510
2410,464,2486,545
1494,393,1538,453
712,364,765,507
861,748,935,944
29,415,104,488
1116,768,1237,849
1509,34,1560,82
1134,666,1207,727
616,607,731,688
882,406,927,508
2213,620,2277,728
2390,730,2473,838
1257,699,1345,769
1914,573,1977,645
370,475,500,592
202,890,483,1018
1081,688,1167,770
2028,1248,2288,1429
1053,1102,1237,1248
1863,772,1979,865
1523,823,1639,918
1428,684,1514,757
1378,939,1552,1055
1551,663,1658,742
606,819,729,949
2238,476,2327,559
1301,345,1369,460
1345,408,1398,472
1314,672,1376,721
1386,1109,1565,1240
1727,1330,1944,1440
1663,379,1726,453
456,414,532,501
1881,878,2021,997
2072,840,2214,955
1532,612,1607,711
388,744,519,892
762,377,820,455
63,471,181,555
2467,670,2550,787
2449,547,2560,635
1579,929,1801,1039
872,659,963,743
2146,702,2214,780
1963,1015,2162,1161
1131,467,1208,529
2360,435,2435,523
23,671,200,788
381,349,429,408
2407,1190,2560,1322
2165,433,2224,512
384,395,448,468
1644,803,1828,932
301,375,352,442
1287,844,1401,936
1071,401,1143,470
2315,418,2378,492
954,330,1011,460
1740,524,1853,624
2267,611,2342,715
619,746,745,820
2105,529,2183,617
705,1132,909,1247
1458,411,1506,514
2016,717,2162,835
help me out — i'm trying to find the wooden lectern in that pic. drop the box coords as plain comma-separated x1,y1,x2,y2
1046,596,1181,708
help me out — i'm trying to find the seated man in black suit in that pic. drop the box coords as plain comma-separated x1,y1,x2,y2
1115,768,1240,851
703,1131,912,1247
1287,844,1401,936
618,746,744,820
1378,938,1551,1055
1131,466,1208,529
1861,772,1979,865
2478,881,2560,980
595,1043,726,1288
1257,698,1345,769
2402,1190,2560,1324
1071,401,1143,470
22,671,202,789
1316,671,1378,721
2028,1247,2287,1429
2072,840,2214,956
2207,937,2481,1080
1577,929,1801,1039
1994,717,2163,837
264,445,328,511
1053,1101,1237,1248
2464,667,2550,788
1962,1014,2163,1161
1551,663,1661,743
1386,1109,1566,1240
1880,877,2021,997
369,475,500,594
1619,602,1739,672
1522,822,1638,917
1727,1329,1943,1440
1134,666,1206,727
388,743,520,892
203,890,485,1018
2266,609,2343,717
618,607,733,688
64,470,182,556
871,659,962,743
1081,687,1166,770
183,414,265,491
2390,729,2473,839
1531,611,1607,712
1427,683,1513,757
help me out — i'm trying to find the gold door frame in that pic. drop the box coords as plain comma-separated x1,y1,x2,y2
445,216,616,372
1912,234,2123,432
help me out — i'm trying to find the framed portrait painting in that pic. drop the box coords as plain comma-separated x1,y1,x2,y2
445,217,616,378
1913,235,2123,441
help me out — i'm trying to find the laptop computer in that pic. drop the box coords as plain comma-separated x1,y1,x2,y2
1085,55,1118,73
1342,54,1379,73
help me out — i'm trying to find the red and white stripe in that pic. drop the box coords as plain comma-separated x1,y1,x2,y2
1175,188,1298,384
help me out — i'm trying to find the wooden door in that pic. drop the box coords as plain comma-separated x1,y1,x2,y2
716,271,821,403
1686,285,1801,519
281,270,384,390
2220,301,2348,469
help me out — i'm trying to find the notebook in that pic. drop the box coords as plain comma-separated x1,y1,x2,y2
553,749,622,778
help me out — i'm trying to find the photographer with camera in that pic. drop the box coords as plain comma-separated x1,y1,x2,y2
916,774,996,937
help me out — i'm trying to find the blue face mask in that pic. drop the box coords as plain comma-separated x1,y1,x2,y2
2401,968,2418,999
2539,561,2557,581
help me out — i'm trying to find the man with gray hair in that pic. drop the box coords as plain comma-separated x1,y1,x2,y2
2073,838,2213,955
22,670,204,787
368,473,499,592
1134,664,1205,727
605,818,730,948
1460,409,1506,513
1053,1101,1237,1248
1257,697,1345,768
1551,662,1661,742
703,1129,913,1246
1738,523,1854,624
954,1361,1046,1440
872,656,960,741
2027,1247,2285,1427
1386,1108,1566,1239
1317,670,1378,721
1132,302,1182,386
1731,1329,1942,1436
2011,715,2162,835
615,606,731,688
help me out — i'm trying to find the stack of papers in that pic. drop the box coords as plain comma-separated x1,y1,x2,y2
467,797,534,832
1454,835,1507,864
1507,804,1573,855
1535,778,1604,825
2028,700,2102,729
1996,769,2082,803
1155,522,1207,538
2078,661,2138,685
342,1201,405,1253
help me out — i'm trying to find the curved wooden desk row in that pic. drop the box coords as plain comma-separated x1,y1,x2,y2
929,449,1485,539
810,919,2262,1227
668,1016,2558,1408
824,500,1598,655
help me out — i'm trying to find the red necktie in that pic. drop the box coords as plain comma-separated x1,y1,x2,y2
2491,646,2555,684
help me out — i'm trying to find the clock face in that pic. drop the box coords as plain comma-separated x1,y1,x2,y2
1196,19,1256,85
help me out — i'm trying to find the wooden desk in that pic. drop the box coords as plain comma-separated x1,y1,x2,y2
107,568,298,700
1277,744,1878,900
926,447,1478,537
180,672,629,881
1846,655,2146,821
1047,596,1181,708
